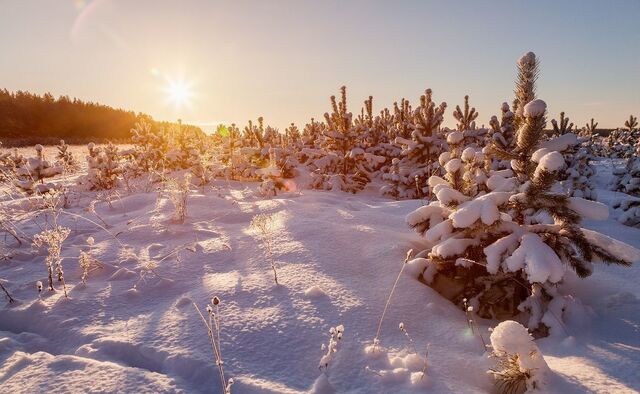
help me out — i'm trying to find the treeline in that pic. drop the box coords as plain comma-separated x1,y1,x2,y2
0,89,202,146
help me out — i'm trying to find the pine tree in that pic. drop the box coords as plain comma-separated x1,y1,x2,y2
489,102,516,151
550,112,574,136
381,89,447,199
624,114,638,132
453,95,478,132
311,86,373,193
584,118,598,135
406,98,634,336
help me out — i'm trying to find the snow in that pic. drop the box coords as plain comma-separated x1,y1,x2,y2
504,233,565,283
0,154,639,393
523,99,546,118
535,151,565,174
540,133,578,152
518,51,536,67
568,197,609,220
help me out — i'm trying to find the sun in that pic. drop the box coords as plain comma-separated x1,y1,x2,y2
163,78,193,108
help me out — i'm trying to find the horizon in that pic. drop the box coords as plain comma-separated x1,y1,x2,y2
1,0,639,131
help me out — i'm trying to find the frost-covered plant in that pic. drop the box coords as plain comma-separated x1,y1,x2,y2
33,226,71,297
318,324,345,371
463,297,487,351
488,320,550,394
78,237,101,284
194,296,234,394
372,249,413,351
398,322,428,380
166,174,191,223
250,213,278,284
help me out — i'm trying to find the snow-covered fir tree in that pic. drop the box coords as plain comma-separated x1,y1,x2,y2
406,98,634,337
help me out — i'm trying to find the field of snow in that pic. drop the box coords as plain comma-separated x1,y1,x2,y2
0,156,639,393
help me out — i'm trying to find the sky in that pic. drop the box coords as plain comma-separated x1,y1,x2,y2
1,0,639,132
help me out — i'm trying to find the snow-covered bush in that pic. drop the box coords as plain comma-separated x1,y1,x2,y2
488,320,549,393
0,145,26,180
130,119,170,173
56,139,78,172
257,149,286,197
381,89,447,199
406,96,635,336
613,198,640,227
612,148,640,226
165,174,191,223
14,144,63,194
78,236,101,284
79,142,122,190
311,86,375,193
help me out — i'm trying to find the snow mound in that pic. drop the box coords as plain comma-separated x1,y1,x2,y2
489,320,549,390
523,99,546,118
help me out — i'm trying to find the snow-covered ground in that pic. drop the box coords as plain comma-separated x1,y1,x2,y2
1,158,639,393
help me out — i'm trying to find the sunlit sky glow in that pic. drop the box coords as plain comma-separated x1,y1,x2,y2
1,0,639,131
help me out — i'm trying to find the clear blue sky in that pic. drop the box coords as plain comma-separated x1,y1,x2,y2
1,0,638,131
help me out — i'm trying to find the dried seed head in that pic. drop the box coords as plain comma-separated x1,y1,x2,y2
206,305,213,314
212,296,220,305
86,237,95,246
36,281,43,292
399,322,405,331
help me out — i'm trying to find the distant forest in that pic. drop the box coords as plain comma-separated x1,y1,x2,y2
0,89,202,147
